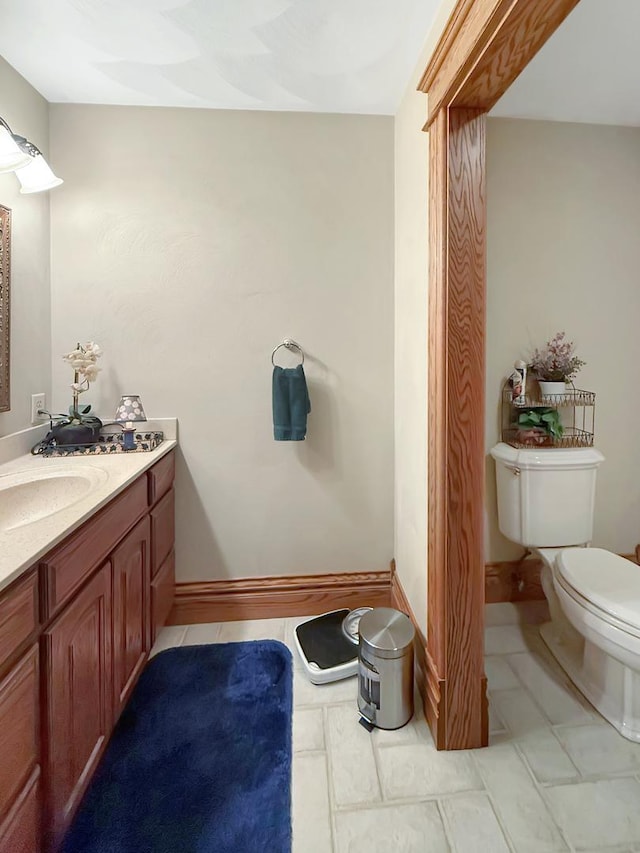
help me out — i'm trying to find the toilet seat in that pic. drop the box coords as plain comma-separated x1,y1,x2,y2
556,548,640,636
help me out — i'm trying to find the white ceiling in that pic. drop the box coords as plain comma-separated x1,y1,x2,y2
0,0,441,115
492,0,640,127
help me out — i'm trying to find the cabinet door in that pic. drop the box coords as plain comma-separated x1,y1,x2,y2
0,645,39,851
150,487,174,577
112,516,151,717
151,549,175,643
0,570,39,673
147,450,175,506
0,769,40,853
42,563,112,849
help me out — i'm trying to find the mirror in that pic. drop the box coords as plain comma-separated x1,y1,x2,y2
0,204,9,412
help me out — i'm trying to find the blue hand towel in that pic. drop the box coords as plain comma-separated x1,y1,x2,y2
273,364,311,441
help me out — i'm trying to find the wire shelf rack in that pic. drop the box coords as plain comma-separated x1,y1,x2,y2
502,387,595,408
501,382,595,449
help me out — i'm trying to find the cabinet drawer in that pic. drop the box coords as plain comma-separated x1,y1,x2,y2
0,571,38,674
151,549,175,643
150,488,174,577
0,645,39,824
41,477,147,619
148,451,175,506
0,768,40,853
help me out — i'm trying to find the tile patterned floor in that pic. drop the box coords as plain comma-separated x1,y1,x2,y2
151,603,640,853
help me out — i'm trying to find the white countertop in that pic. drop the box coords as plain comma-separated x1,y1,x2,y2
0,436,177,594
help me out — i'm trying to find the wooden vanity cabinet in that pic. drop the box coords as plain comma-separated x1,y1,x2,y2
0,449,175,853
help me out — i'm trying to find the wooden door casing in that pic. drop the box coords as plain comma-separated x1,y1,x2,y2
112,516,151,717
416,0,582,749
41,563,113,848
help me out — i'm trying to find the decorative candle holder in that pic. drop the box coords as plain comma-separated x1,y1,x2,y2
114,395,147,450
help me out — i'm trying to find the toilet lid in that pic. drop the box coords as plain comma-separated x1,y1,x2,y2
557,548,640,630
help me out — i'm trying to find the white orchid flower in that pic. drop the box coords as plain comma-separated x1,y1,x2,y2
63,341,103,411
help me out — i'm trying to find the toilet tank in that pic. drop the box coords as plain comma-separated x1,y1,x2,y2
490,443,605,547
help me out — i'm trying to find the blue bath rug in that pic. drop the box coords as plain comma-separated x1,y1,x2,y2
62,641,293,853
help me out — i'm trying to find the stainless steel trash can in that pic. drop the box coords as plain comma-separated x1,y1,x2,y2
357,607,415,730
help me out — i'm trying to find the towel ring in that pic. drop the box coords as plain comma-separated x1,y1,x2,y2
271,339,304,366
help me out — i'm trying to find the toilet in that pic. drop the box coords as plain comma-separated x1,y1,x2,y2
490,442,640,742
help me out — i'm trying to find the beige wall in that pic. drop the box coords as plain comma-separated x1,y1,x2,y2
0,58,51,436
393,0,455,634
49,105,394,582
486,117,640,560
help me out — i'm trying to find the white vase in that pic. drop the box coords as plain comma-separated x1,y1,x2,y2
538,380,567,400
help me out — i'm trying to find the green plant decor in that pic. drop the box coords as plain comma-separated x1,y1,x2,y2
516,408,564,440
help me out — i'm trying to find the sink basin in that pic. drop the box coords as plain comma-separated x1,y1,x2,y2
0,465,109,532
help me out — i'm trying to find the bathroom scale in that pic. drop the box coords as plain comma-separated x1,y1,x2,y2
294,607,372,684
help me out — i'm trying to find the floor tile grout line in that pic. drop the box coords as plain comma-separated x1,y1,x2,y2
551,718,609,730
510,738,577,853
468,750,522,853
368,710,388,802
539,769,640,788
436,792,520,853
488,681,584,783
293,699,358,711
292,747,327,756
504,648,598,730
478,789,518,853
323,749,337,853
470,740,579,853
322,704,339,853
493,670,640,784
434,797,456,853
329,790,494,812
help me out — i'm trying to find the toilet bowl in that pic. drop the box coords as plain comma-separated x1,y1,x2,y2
490,442,640,741
537,546,640,741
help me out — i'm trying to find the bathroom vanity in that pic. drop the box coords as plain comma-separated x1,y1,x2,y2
0,446,176,853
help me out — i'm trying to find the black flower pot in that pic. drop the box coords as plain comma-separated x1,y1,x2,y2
51,418,102,446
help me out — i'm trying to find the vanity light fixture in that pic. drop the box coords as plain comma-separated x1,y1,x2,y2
0,115,63,193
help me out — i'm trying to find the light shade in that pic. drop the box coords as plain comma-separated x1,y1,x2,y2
115,395,147,425
0,125,31,173
15,153,63,194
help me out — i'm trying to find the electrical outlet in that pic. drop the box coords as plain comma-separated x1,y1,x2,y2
31,392,46,424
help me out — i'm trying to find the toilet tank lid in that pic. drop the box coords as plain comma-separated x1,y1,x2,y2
557,548,640,629
490,443,605,470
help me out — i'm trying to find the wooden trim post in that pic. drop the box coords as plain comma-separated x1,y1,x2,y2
420,0,581,749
